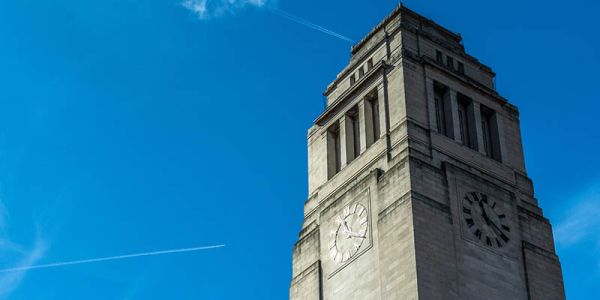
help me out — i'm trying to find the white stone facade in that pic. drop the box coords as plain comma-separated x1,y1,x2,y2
290,4,565,300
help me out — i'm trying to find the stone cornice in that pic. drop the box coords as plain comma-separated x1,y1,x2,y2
351,4,462,56
402,49,519,113
323,34,390,97
322,4,498,101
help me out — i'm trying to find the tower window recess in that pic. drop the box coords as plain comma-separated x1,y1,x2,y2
433,82,453,138
327,123,341,179
367,58,374,71
457,62,465,74
349,74,356,86
365,90,380,148
457,94,477,150
345,106,361,163
446,55,454,70
480,105,502,161
359,66,365,78
436,50,443,64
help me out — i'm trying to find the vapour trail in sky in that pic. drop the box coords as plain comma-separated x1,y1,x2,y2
0,244,225,273
270,8,354,43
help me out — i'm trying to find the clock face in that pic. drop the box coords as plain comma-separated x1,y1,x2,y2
462,192,511,248
328,203,368,263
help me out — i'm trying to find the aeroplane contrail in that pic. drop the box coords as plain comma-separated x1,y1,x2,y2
270,8,354,43
0,244,225,273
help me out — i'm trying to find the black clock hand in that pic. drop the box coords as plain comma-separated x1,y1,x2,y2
342,220,351,232
488,220,503,235
341,219,356,239
478,201,487,218
479,204,505,236
478,201,492,226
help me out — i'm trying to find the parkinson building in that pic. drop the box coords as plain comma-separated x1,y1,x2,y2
289,4,565,300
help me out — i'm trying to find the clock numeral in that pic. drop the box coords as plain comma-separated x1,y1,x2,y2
502,225,510,232
491,201,497,209
360,217,368,225
498,214,506,219
350,203,357,214
465,218,474,227
486,236,492,246
465,197,473,205
481,194,488,203
475,229,482,239
463,207,472,215
500,233,510,243
496,238,502,248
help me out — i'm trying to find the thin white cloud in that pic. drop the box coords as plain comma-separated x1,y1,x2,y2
179,1,354,43
270,8,354,43
0,200,47,298
0,238,45,298
554,180,600,247
0,244,225,273
181,0,268,20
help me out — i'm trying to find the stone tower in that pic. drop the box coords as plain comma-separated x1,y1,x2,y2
289,4,565,300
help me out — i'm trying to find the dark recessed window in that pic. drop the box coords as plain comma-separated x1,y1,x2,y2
350,74,356,86
367,58,374,70
359,66,365,78
481,105,502,161
365,90,380,148
327,123,341,179
446,56,454,70
457,94,477,150
436,50,443,63
434,82,452,138
458,62,465,74
348,107,361,162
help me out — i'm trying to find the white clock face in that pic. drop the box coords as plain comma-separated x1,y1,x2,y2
328,203,368,263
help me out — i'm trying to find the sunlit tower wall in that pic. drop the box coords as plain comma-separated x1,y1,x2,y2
290,4,565,300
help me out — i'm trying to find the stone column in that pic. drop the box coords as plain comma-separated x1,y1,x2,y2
493,113,507,162
377,85,387,139
339,117,349,168
359,99,369,153
472,102,486,154
425,78,437,132
449,89,461,142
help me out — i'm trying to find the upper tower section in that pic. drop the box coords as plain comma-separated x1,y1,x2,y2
307,4,528,200
323,4,496,107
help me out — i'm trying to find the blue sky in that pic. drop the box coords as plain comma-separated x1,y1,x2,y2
0,0,598,299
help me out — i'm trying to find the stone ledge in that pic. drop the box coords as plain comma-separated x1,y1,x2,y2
290,260,321,285
522,241,559,260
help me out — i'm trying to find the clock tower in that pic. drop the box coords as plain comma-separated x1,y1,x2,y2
290,4,565,300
